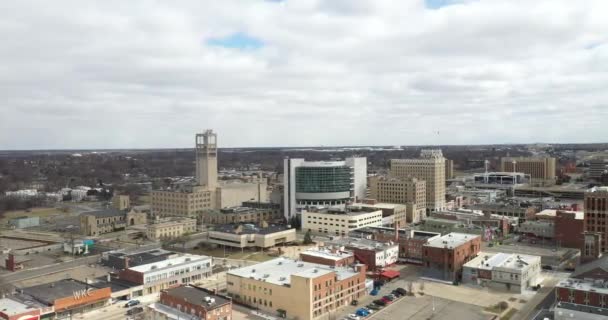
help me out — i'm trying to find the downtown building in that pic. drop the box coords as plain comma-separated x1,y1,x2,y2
500,156,556,186
226,257,367,320
283,157,367,220
152,130,267,217
422,232,481,282
149,285,232,320
368,176,426,223
390,149,446,213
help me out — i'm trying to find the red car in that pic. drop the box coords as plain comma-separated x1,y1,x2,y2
381,297,392,304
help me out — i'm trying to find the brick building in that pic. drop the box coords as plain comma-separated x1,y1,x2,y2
585,186,608,252
554,210,586,249
300,249,355,267
325,238,399,271
350,227,441,265
571,256,608,281
0,298,41,320
227,257,367,320
422,233,481,282
150,285,232,320
555,279,608,319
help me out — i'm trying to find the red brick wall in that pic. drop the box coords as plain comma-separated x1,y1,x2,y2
423,236,481,281
119,269,144,284
300,253,354,267
555,211,585,249
352,248,377,270
556,286,608,307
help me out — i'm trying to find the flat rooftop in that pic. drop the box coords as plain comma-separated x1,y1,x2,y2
425,233,479,249
129,254,211,273
464,252,540,271
212,224,293,235
326,237,397,251
164,285,230,309
557,278,608,295
0,298,40,316
227,257,359,286
300,249,354,261
109,248,175,265
536,209,583,220
22,279,102,305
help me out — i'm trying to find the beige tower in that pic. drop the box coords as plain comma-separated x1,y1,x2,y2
195,130,218,189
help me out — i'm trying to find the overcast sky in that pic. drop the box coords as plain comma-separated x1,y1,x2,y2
1,0,607,150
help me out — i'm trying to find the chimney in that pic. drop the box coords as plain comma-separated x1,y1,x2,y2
106,274,111,282
124,256,130,269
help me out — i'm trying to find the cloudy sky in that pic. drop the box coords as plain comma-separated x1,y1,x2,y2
1,0,607,149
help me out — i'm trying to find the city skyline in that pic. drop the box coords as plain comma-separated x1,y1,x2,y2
2,0,607,150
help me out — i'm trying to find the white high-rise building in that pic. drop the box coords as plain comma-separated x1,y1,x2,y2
283,157,367,220
390,149,446,213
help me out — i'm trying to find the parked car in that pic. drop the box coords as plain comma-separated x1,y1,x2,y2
126,307,144,315
355,309,369,317
388,294,397,300
351,300,359,306
124,300,140,308
542,265,553,270
380,297,392,304
383,295,396,301
370,289,379,296
374,299,387,306
347,314,361,320
360,307,374,314
367,304,381,310
395,287,407,295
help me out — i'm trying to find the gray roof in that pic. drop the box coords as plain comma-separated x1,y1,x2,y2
164,286,230,310
80,208,125,218
228,257,359,286
556,301,608,317
22,279,101,305
213,223,293,235
571,255,608,279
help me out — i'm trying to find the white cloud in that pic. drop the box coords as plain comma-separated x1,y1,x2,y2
0,0,607,149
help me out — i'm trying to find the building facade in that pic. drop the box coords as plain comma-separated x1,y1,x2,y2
462,252,541,293
8,216,40,229
302,207,383,236
150,285,232,320
283,157,367,220
151,186,216,217
422,233,481,282
80,208,147,236
585,186,608,252
207,224,296,249
390,149,446,213
226,257,367,320
500,157,556,185
445,159,454,180
368,176,426,215
147,217,198,240
118,254,213,295
201,205,282,225
325,238,399,270
555,279,608,320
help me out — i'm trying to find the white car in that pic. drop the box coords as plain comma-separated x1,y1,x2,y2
347,315,361,320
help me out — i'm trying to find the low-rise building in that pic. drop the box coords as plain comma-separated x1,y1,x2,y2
462,252,541,293
8,216,40,229
299,248,355,267
518,220,555,239
201,205,282,225
149,285,232,320
226,257,367,320
302,206,383,237
0,298,42,320
469,203,538,222
555,278,608,320
147,217,198,240
350,227,441,265
152,186,216,217
325,238,399,270
20,279,111,319
207,224,296,249
102,247,177,270
368,176,427,216
79,208,147,236
118,254,212,295
423,233,481,282
352,201,414,228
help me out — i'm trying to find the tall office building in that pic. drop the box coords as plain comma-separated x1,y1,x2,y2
283,157,367,220
500,156,556,185
390,149,446,212
195,130,218,189
585,186,608,252
589,158,608,180
369,176,426,210
445,159,454,180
